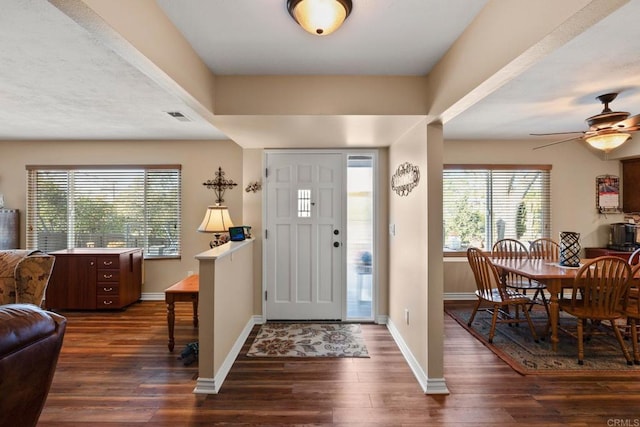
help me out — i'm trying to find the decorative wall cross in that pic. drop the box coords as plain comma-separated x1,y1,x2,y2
202,167,237,204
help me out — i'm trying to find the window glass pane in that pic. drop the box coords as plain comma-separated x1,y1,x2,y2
27,166,181,258
346,154,374,320
297,189,311,217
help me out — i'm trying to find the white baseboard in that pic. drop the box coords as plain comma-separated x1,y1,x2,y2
193,377,216,394
425,377,450,394
141,292,164,301
386,319,450,395
194,315,258,394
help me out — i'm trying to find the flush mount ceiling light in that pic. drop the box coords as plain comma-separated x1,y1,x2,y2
585,132,631,153
287,0,352,36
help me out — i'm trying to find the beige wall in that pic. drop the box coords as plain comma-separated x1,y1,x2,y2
388,122,428,368
242,149,264,314
196,239,254,390
443,138,623,297
376,148,390,318
0,139,243,294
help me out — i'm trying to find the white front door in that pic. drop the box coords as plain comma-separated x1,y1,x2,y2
264,152,344,320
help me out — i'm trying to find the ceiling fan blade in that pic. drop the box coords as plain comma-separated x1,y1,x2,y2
530,131,584,136
532,135,581,150
615,113,640,129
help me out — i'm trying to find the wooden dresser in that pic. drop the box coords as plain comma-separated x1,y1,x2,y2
46,248,143,310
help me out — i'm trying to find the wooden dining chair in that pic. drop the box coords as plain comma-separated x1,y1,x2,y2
466,247,539,344
628,247,640,265
492,239,547,314
491,239,530,290
529,238,560,262
528,238,559,310
559,256,633,365
621,253,640,354
622,263,640,364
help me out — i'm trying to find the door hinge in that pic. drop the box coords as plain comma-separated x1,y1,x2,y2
265,229,268,239
265,167,268,178
265,290,268,301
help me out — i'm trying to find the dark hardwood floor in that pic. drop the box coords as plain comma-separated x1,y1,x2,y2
37,301,640,426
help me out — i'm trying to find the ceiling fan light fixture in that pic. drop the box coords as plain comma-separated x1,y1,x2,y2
585,132,631,152
287,0,352,36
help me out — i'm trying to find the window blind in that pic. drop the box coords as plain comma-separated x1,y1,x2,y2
443,165,551,252
26,165,181,258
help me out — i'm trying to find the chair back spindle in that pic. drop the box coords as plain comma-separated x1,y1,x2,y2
492,238,529,260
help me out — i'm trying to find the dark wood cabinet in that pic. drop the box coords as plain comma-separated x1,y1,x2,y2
584,247,632,261
46,248,143,310
0,209,19,249
623,158,640,213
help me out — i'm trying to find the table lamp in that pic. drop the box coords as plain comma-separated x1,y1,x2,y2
197,204,234,248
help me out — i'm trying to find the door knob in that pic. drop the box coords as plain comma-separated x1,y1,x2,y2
333,229,339,235
333,242,340,248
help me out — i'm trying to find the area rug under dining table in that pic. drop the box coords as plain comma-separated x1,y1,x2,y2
247,323,369,358
446,304,640,375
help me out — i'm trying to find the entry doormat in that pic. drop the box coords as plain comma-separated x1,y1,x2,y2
247,323,369,358
446,305,640,375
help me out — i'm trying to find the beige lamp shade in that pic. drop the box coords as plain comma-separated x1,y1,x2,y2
586,133,630,152
197,205,234,233
287,0,352,36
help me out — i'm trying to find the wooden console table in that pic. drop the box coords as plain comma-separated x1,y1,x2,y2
165,274,199,352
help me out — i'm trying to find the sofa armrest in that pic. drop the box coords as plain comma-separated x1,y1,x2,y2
0,304,67,427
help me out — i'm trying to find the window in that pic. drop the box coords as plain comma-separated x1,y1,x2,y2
443,165,551,253
26,165,181,258
297,189,311,217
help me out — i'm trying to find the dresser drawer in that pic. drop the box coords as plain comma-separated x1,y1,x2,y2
97,285,119,296
97,270,120,282
97,256,119,269
96,297,120,309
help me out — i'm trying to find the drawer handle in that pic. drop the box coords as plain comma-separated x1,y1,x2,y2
103,274,113,279
103,287,113,292
103,261,113,266
102,300,113,305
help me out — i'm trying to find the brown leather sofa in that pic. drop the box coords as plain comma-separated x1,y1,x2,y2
0,304,67,427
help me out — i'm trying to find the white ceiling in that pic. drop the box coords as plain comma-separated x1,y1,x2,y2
2,0,640,148
445,0,640,141
155,0,485,76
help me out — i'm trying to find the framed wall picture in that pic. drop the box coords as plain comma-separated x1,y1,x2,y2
596,175,620,212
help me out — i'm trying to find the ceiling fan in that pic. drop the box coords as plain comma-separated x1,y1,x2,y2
532,92,640,152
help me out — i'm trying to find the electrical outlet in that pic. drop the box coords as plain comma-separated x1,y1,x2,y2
389,223,396,236
404,308,409,325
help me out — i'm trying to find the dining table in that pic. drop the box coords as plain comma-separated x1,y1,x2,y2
491,257,582,351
